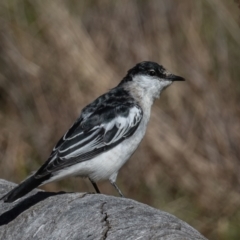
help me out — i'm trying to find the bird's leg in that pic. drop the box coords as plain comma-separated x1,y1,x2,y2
89,178,101,194
109,180,124,198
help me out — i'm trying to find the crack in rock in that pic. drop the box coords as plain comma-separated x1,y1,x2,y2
101,202,110,240
66,192,88,205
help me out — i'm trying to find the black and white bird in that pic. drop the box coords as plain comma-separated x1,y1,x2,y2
1,61,184,203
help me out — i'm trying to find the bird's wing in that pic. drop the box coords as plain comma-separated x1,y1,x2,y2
35,103,143,177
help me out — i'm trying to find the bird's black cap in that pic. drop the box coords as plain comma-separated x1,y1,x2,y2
120,61,185,85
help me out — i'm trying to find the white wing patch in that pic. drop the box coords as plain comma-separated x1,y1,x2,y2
104,106,142,144
58,130,100,154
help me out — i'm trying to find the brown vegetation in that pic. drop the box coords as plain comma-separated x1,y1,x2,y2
0,1,240,239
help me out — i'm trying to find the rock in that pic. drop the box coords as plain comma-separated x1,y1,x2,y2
0,179,207,240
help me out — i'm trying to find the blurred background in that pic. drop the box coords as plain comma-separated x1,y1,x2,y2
0,0,240,239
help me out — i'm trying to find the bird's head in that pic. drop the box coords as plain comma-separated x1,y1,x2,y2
120,61,185,100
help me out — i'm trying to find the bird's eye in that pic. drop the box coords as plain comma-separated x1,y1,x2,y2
148,70,156,76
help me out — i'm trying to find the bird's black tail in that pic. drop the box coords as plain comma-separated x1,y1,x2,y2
1,174,50,203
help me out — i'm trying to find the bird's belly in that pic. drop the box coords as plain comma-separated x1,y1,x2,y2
77,134,142,182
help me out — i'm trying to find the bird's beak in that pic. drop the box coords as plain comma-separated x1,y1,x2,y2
166,74,185,81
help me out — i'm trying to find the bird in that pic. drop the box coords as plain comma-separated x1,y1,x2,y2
1,61,184,203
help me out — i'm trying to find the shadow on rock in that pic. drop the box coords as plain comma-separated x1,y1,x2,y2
0,191,66,226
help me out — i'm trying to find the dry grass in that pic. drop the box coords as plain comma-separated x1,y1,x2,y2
0,0,240,239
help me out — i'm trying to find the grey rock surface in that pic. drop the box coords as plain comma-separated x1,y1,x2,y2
0,179,207,240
